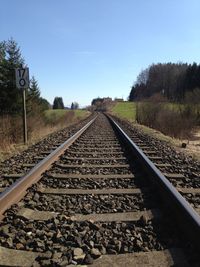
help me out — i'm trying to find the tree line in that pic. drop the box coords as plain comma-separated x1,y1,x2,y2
52,97,79,110
129,62,200,102
0,38,49,115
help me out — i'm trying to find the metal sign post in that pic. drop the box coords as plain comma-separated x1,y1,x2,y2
22,88,27,144
15,67,29,144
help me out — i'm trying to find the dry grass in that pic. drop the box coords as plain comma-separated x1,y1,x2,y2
136,102,195,139
133,123,200,161
0,110,90,161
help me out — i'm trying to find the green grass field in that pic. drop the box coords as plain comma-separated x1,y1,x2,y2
44,109,90,124
110,102,136,122
44,109,68,120
73,109,91,119
110,101,199,123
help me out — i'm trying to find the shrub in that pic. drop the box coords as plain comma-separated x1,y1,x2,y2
136,101,196,139
0,115,23,148
0,110,76,150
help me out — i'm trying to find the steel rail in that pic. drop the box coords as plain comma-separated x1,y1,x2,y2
108,115,200,249
0,116,97,220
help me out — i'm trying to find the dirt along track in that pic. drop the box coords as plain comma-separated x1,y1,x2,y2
0,113,200,266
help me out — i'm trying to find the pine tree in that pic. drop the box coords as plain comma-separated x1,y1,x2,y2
59,97,64,109
39,98,50,111
53,97,64,109
0,38,24,114
73,102,79,109
0,38,50,115
29,76,40,100
27,76,41,114
0,41,6,113
71,102,74,110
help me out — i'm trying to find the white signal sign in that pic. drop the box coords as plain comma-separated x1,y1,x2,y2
15,68,29,89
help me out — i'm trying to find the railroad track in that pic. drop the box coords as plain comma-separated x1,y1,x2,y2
0,113,199,266
111,117,200,212
0,114,94,190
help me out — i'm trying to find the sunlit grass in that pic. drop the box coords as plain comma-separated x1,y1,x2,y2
110,102,136,122
44,109,90,123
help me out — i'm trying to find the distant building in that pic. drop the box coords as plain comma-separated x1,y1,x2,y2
114,98,124,102
103,97,112,103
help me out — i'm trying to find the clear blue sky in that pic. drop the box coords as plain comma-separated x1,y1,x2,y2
1,0,200,107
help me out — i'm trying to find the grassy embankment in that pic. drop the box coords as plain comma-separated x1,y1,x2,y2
110,101,136,123
110,101,175,142
44,109,89,125
0,109,90,161
110,101,200,160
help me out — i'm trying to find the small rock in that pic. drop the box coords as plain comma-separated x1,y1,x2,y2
46,231,54,238
121,223,127,229
6,237,13,247
25,223,34,231
88,220,100,231
71,259,78,265
107,248,117,254
64,241,75,247
46,240,53,246
40,259,51,266
98,245,106,255
84,254,93,265
116,240,122,252
181,143,187,148
44,251,53,259
89,240,95,248
60,259,69,266
56,229,62,238
51,258,61,265
113,229,119,235
46,223,54,229
28,200,36,206
139,214,149,226
1,225,10,237
74,253,86,262
27,231,32,236
33,193,40,201
74,236,82,246
36,229,43,237
79,230,87,237
16,243,24,250
122,245,129,253
143,246,149,252
73,247,84,256
81,244,90,253
53,218,60,225
136,239,143,248
53,252,62,259
36,240,45,249
90,248,101,259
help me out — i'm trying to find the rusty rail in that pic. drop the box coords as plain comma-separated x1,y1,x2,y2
108,115,200,250
0,116,97,219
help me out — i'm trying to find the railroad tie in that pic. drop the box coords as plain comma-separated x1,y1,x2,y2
164,173,185,179
17,207,160,222
56,163,130,169
47,173,135,179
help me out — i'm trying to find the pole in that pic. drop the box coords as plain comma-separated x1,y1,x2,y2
22,88,27,144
